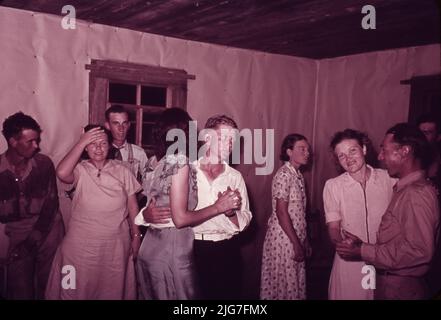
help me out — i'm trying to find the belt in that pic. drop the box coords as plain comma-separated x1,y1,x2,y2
376,269,395,276
376,269,420,278
193,233,230,241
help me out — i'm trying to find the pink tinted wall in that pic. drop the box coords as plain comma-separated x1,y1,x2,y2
0,6,317,296
0,5,439,298
312,45,441,214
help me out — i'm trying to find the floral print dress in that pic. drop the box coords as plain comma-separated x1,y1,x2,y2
260,162,307,300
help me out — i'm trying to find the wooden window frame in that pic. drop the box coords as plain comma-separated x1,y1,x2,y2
86,59,195,154
402,74,441,124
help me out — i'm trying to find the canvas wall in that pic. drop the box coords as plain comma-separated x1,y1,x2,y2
312,44,441,214
0,6,439,298
0,7,317,297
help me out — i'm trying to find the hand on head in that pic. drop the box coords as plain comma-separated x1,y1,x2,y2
79,127,107,147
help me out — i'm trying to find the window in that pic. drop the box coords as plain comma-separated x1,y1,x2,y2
86,59,195,156
402,74,441,125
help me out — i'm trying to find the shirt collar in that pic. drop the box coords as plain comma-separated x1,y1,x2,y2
285,161,302,177
0,152,37,178
194,157,231,176
342,165,378,186
394,170,426,192
112,141,128,149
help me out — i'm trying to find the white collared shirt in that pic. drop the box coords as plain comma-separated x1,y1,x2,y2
191,159,252,240
323,165,396,243
112,141,148,180
134,158,253,238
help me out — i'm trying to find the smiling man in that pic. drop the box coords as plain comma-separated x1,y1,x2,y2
0,112,64,299
336,123,440,300
104,104,148,183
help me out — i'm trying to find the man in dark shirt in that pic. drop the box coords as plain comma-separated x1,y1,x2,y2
0,112,64,299
416,114,441,297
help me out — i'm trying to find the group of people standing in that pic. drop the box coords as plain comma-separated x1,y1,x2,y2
260,116,440,300
1,106,440,300
1,106,251,300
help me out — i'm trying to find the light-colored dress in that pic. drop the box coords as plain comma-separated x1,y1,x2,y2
260,162,307,300
137,154,198,300
323,166,395,300
45,160,141,300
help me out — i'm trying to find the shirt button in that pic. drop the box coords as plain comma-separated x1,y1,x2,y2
15,178,19,182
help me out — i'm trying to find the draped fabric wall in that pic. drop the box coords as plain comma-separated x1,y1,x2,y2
0,6,439,297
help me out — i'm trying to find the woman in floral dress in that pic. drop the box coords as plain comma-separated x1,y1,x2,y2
260,133,311,300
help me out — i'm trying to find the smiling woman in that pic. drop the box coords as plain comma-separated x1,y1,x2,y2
79,125,112,162
45,124,142,300
323,129,396,300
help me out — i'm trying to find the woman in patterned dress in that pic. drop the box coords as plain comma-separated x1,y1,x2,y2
260,134,311,300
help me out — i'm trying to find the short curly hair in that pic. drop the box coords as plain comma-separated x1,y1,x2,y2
204,114,238,130
329,128,379,171
2,112,42,142
330,129,369,151
386,123,433,170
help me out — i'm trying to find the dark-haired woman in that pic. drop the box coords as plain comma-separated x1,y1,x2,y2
45,125,141,299
260,134,311,300
323,129,395,300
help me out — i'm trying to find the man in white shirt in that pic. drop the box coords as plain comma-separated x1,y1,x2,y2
134,114,252,299
192,115,252,299
104,105,148,183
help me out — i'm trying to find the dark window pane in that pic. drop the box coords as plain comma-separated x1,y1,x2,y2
143,112,161,124
141,86,166,107
109,83,136,104
141,111,163,147
125,108,137,144
142,123,155,146
126,121,136,144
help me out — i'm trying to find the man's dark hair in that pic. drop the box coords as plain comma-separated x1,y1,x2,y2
386,123,433,169
416,113,439,132
2,111,42,142
204,114,238,130
153,108,193,159
105,104,129,121
280,133,308,162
